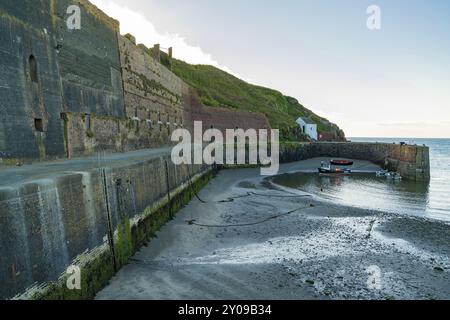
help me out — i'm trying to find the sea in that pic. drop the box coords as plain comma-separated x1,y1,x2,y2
277,138,450,222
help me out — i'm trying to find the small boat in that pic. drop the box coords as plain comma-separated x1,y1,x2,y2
376,170,388,177
330,159,354,166
318,162,351,175
387,172,402,180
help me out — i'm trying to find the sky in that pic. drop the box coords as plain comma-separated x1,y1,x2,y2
91,0,450,138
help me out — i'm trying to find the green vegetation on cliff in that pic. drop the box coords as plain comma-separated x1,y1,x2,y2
172,59,345,141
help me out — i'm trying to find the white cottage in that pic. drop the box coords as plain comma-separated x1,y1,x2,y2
296,117,318,141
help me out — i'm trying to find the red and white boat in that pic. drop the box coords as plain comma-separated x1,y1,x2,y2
330,159,354,166
318,162,352,175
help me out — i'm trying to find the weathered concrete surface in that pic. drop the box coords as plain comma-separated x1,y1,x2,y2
116,35,189,151
119,35,188,121
55,0,125,118
0,147,211,299
0,0,66,160
0,1,182,161
97,161,449,300
0,0,124,161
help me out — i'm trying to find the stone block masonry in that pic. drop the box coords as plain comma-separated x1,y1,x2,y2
0,0,273,163
0,149,211,299
0,0,125,162
118,35,190,147
54,0,125,118
0,0,66,160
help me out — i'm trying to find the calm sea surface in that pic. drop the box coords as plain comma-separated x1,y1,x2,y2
274,138,450,222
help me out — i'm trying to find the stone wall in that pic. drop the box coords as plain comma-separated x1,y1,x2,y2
0,0,125,162
0,0,273,163
310,142,430,181
55,0,125,118
61,33,198,157
0,153,210,300
0,0,66,161
279,142,430,181
118,35,190,148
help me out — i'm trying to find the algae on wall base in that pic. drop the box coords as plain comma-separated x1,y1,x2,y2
31,167,213,301
2,149,212,300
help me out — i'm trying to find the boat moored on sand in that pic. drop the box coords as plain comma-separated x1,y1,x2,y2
330,159,354,166
387,172,403,180
376,170,402,180
318,162,352,175
376,170,388,177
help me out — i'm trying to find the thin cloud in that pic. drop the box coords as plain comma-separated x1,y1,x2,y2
379,122,450,128
90,0,241,78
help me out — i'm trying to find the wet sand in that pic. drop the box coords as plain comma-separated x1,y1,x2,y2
97,158,450,300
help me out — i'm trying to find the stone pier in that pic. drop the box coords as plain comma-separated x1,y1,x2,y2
279,142,430,181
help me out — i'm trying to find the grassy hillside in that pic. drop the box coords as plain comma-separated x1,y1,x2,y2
172,59,345,142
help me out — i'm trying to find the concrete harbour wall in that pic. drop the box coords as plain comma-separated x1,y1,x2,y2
0,141,430,299
0,154,211,300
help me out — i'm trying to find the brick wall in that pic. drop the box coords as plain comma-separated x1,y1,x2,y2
188,92,271,133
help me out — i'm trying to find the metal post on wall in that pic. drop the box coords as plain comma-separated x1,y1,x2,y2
102,168,118,272
164,159,172,218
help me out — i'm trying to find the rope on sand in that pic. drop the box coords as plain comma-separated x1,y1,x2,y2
218,192,312,203
184,164,316,228
186,203,316,228
185,163,312,204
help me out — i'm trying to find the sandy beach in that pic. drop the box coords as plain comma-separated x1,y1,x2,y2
97,158,450,300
